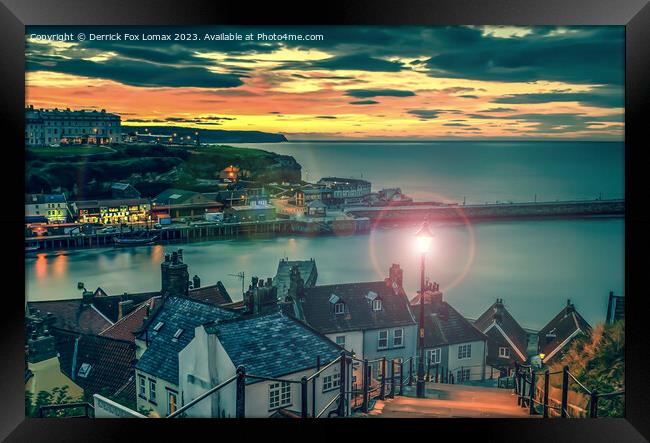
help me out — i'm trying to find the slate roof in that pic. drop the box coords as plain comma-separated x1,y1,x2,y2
135,297,240,385
300,280,416,334
27,300,112,335
410,295,487,347
538,301,591,359
187,282,233,306
207,311,344,384
153,188,219,206
25,193,67,205
54,330,136,400
474,299,528,359
100,297,162,342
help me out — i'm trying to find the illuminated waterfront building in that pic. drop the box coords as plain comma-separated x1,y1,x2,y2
74,198,151,224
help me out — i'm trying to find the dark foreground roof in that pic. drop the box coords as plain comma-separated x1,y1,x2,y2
538,301,591,359
135,297,239,385
300,280,416,334
28,300,112,335
474,299,528,359
411,295,486,347
54,331,136,400
207,311,343,384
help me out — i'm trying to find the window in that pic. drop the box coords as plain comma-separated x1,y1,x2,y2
372,299,382,311
334,303,344,315
149,379,157,403
153,321,164,332
335,335,346,347
456,368,471,382
457,344,472,359
499,347,510,358
378,330,388,350
393,328,404,347
426,348,441,364
167,390,178,415
322,372,341,392
172,328,184,342
139,376,146,398
269,382,291,409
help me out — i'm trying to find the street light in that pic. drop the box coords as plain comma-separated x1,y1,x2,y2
415,220,434,398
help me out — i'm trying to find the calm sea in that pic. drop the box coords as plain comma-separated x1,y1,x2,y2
25,141,624,330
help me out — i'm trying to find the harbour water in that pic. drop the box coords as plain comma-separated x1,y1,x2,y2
25,141,624,330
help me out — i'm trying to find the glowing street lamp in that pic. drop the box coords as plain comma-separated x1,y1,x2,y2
415,220,434,398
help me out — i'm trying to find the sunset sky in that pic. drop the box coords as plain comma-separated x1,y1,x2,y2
25,26,624,140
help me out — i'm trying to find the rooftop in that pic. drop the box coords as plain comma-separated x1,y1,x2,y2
300,280,416,334
538,300,592,360
25,193,67,205
135,297,240,385
27,300,112,335
206,311,344,383
187,282,233,306
411,293,487,347
273,259,318,296
54,331,136,399
474,298,528,362
100,297,162,342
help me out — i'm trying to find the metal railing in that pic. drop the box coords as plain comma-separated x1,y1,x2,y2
514,363,624,418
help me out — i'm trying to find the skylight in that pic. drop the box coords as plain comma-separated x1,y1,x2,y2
153,321,164,332
366,291,378,301
173,328,184,339
78,363,91,378
329,294,340,304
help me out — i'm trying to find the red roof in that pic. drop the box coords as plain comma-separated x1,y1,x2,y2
28,300,112,335
100,297,161,342
187,283,233,306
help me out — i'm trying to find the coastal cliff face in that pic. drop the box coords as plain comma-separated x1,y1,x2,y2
25,144,301,199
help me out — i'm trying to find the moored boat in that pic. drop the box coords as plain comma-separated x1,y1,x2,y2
112,231,159,246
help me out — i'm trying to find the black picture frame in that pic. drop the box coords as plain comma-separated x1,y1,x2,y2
2,0,648,441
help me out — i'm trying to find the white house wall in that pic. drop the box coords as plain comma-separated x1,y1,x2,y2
447,340,487,381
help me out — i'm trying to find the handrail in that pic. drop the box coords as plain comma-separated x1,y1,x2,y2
246,374,302,384
597,389,625,399
167,374,238,418
567,372,592,394
307,356,342,381
316,393,340,418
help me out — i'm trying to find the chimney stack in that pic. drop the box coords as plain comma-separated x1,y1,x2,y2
192,275,201,289
161,249,189,297
388,263,403,288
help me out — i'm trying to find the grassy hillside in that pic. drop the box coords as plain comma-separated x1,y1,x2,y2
26,143,301,199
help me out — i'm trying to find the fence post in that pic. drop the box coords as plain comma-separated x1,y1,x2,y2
426,360,431,382
543,370,550,418
399,361,404,395
362,359,369,413
300,376,309,418
389,360,396,398
435,364,439,383
514,363,520,405
408,358,413,386
338,351,347,417
312,356,320,418
529,370,537,415
590,390,599,418
379,357,386,400
561,365,569,418
236,365,246,418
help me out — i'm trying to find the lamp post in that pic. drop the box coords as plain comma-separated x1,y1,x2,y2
415,220,434,398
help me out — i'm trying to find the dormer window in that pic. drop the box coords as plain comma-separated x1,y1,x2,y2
334,302,345,315
372,299,382,311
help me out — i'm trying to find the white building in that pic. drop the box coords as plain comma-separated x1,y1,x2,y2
25,106,122,146
179,311,349,418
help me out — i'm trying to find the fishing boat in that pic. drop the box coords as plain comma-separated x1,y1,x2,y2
112,230,159,246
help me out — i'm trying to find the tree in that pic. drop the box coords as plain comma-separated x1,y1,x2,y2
25,386,84,418
550,321,625,417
